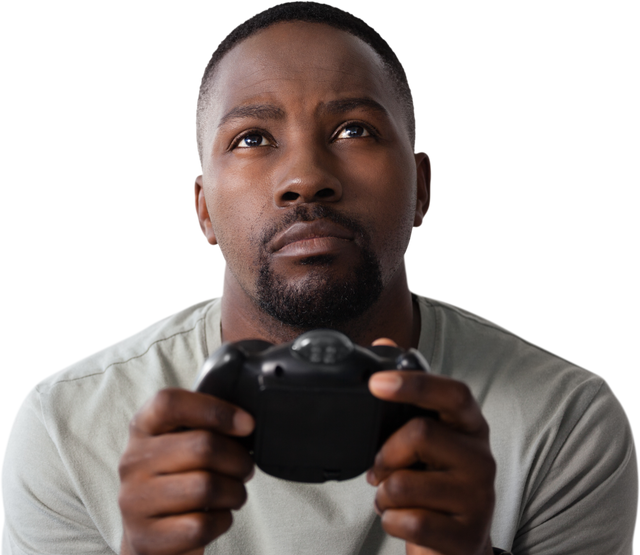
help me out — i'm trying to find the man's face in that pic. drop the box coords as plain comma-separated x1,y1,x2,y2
197,22,428,329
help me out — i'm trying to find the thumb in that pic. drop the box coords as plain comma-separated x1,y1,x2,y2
371,337,398,347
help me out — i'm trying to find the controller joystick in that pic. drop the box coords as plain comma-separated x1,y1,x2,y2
194,329,432,483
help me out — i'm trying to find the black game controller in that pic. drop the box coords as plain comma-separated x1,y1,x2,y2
194,329,433,483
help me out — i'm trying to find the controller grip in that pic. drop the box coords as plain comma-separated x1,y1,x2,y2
196,344,246,398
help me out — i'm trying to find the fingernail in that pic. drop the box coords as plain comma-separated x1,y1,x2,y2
370,373,402,396
234,411,254,435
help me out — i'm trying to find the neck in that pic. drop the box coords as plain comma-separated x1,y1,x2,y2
220,263,420,349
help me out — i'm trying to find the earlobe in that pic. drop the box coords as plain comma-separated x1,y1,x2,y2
413,153,431,227
194,175,218,245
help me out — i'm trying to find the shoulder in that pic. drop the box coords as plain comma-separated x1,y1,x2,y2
19,297,222,455
415,296,637,551
415,295,608,450
415,295,603,403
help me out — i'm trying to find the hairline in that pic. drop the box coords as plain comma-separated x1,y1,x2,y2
196,20,415,162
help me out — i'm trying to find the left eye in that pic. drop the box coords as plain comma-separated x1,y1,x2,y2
336,125,370,139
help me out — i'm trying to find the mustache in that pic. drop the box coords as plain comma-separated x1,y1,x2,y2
258,205,369,247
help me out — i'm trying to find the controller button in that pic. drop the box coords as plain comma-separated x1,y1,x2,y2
291,329,354,364
396,349,430,372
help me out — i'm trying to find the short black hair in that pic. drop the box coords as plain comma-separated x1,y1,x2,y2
196,1,415,161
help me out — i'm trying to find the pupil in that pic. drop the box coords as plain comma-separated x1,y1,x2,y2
244,134,262,146
346,126,363,137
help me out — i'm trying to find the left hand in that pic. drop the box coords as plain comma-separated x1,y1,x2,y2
367,339,495,555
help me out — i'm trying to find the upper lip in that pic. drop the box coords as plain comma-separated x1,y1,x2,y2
269,219,355,252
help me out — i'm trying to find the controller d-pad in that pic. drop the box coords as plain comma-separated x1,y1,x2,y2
291,329,354,364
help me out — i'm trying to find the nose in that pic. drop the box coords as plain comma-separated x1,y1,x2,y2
273,147,343,207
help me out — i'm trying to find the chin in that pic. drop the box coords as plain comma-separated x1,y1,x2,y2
255,254,383,330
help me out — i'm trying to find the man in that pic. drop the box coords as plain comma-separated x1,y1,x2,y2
3,3,636,555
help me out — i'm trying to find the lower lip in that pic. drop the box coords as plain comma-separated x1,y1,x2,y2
274,236,353,258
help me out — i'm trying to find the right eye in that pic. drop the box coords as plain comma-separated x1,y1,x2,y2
235,133,273,148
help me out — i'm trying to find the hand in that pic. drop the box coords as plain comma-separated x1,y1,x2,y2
118,388,255,555
367,340,495,555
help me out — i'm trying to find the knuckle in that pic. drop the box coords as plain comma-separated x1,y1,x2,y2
126,529,152,555
118,449,144,481
181,512,211,545
450,382,474,413
231,483,248,509
373,451,393,478
209,401,235,431
190,473,247,510
118,452,133,479
409,415,430,443
191,431,216,460
184,511,231,545
402,511,429,543
212,510,234,539
382,472,411,503
177,471,211,504
117,487,132,513
483,453,497,480
152,388,180,416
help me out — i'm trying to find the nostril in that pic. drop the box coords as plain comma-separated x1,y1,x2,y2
281,192,299,202
315,188,335,199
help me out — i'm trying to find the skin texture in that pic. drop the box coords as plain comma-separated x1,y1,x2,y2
119,22,495,555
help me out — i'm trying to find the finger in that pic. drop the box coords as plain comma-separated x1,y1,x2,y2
406,543,444,555
375,468,495,520
125,510,232,555
371,337,398,347
381,508,488,555
369,372,487,434
374,469,466,515
131,388,254,437
121,471,248,517
120,429,254,479
368,417,494,485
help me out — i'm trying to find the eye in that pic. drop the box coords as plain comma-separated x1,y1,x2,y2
335,124,371,140
235,132,273,148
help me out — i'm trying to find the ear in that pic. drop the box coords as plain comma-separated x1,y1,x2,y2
195,175,217,245
413,152,431,227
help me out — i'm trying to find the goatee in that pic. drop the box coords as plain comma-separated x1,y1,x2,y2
254,205,383,330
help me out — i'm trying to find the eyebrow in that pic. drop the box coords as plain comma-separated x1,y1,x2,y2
217,97,389,129
218,104,285,128
319,97,389,118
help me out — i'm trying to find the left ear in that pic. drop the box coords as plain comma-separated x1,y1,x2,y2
413,152,431,227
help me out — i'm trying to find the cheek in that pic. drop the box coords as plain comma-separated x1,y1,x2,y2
345,150,416,278
344,149,416,224
203,179,267,274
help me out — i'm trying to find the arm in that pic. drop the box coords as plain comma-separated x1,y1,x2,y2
367,344,637,554
512,380,637,554
3,390,113,554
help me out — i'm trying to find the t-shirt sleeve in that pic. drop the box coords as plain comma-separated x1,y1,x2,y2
512,381,637,554
2,389,116,554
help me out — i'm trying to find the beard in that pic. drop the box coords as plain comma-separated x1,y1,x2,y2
254,205,384,330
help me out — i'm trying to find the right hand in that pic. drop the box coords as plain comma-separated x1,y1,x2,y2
118,388,255,555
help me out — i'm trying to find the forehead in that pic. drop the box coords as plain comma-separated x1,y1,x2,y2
202,21,403,140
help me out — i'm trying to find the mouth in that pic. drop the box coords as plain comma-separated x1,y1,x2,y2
269,219,356,257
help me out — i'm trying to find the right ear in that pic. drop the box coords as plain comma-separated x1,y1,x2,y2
195,175,217,245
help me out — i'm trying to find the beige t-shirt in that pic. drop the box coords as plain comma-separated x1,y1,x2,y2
2,297,637,554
